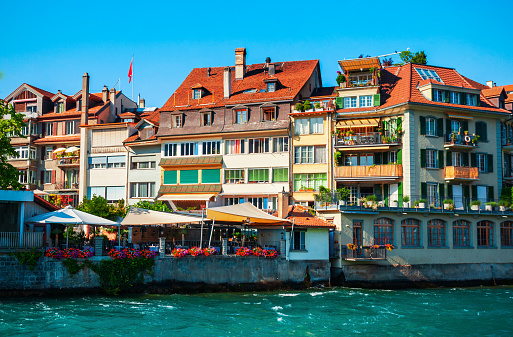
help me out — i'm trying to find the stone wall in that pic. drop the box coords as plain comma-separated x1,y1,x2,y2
0,255,330,292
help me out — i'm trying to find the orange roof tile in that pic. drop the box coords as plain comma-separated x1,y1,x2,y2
24,84,55,99
482,86,505,98
161,60,319,111
285,205,335,228
506,94,513,103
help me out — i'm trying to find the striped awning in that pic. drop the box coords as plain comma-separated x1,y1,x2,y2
447,113,473,120
337,118,379,127
338,57,381,72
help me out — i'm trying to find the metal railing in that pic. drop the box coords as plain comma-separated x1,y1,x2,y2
444,133,478,146
0,232,43,248
57,157,80,165
55,182,79,190
344,247,387,260
335,164,403,178
335,132,402,146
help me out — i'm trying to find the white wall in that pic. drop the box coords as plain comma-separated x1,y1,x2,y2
127,145,161,205
286,228,330,261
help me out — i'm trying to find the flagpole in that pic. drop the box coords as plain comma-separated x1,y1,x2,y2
131,55,134,102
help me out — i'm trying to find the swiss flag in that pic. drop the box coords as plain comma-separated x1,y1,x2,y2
128,58,133,83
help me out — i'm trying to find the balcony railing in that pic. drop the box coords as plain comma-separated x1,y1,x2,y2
344,247,387,260
55,182,79,190
57,156,80,166
444,133,478,147
335,132,402,147
335,164,403,179
0,232,43,248
445,166,479,180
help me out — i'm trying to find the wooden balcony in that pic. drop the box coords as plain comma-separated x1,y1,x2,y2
444,166,479,181
57,156,80,168
335,164,402,182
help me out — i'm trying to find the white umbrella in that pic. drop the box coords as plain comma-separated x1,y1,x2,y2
25,205,121,247
33,189,49,196
65,146,80,153
53,147,66,154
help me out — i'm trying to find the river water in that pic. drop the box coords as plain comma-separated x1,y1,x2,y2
1,287,512,336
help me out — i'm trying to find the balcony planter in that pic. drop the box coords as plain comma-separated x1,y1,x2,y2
443,199,454,211
470,201,481,211
500,206,506,212
418,203,426,209
306,188,314,192
390,200,398,207
403,202,410,208
471,205,480,211
339,200,346,206
485,204,492,211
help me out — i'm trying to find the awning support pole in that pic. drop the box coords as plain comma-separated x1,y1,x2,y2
200,209,204,249
208,217,215,248
118,225,121,247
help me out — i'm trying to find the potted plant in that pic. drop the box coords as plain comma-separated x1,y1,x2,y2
443,199,454,210
359,196,367,207
303,100,313,112
417,199,427,209
294,102,304,112
299,185,307,192
450,132,457,144
391,199,398,207
472,134,479,146
366,195,377,207
402,196,410,208
499,200,510,212
470,200,481,211
336,71,346,87
336,187,349,206
485,202,498,211
314,102,322,110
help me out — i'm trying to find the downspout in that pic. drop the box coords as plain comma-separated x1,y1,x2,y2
123,143,130,205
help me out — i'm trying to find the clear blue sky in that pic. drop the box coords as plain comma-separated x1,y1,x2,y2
1,0,512,107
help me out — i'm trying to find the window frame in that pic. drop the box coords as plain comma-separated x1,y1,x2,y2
343,96,357,109
401,218,421,247
428,219,446,247
500,221,513,247
225,139,245,155
272,167,288,183
130,182,155,198
224,169,245,184
247,168,269,183
202,140,221,155
476,153,487,173
272,137,288,153
373,217,394,245
261,106,276,122
477,220,494,247
201,111,212,126
426,117,436,136
233,108,248,124
291,231,306,250
453,220,471,247
359,95,373,107
248,138,270,154
426,149,438,169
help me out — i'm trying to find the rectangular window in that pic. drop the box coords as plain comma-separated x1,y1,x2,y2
343,97,357,108
477,154,486,173
262,107,276,121
452,152,463,167
130,182,155,198
164,143,178,157
88,156,107,169
309,117,324,134
401,219,421,247
247,197,270,210
272,168,288,182
234,109,247,124
389,151,397,164
181,142,198,156
193,89,201,99
225,169,245,183
224,197,243,206
131,156,156,169
433,90,444,102
450,120,460,134
202,141,221,155
66,121,75,135
360,154,374,166
427,183,438,207
416,68,442,82
426,117,436,136
426,149,437,169
477,221,494,247
450,92,460,104
293,173,327,191
359,95,373,107
374,219,394,245
314,146,326,164
294,146,313,164
266,82,275,93
173,115,183,128
201,169,220,184
294,118,309,135
291,231,306,250
453,220,471,247
467,94,478,106
45,123,54,136
57,102,64,113
201,112,212,126
428,220,446,247
106,186,125,203
225,139,245,154
248,168,269,183
272,137,288,153
44,170,52,184
163,170,177,185
107,156,126,168
248,138,270,154
501,222,513,247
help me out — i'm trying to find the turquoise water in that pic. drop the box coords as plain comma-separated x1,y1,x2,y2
1,287,512,336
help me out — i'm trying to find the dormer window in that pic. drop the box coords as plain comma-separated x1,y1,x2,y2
234,108,248,124
172,114,183,128
261,107,276,122
433,90,445,102
193,89,202,99
450,92,460,104
267,82,276,93
201,111,212,126
57,102,64,113
466,93,478,106
77,99,82,111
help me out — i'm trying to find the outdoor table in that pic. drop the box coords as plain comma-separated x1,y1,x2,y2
149,246,159,252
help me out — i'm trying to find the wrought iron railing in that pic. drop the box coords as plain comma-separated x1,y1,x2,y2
0,232,43,248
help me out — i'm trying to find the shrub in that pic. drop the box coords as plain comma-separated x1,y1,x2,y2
303,100,313,110
366,195,377,202
443,199,454,205
402,196,410,203
336,72,346,85
418,199,427,204
294,102,304,111
470,200,482,206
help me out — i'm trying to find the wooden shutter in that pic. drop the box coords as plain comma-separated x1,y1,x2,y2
446,119,451,138
53,122,57,135
487,154,493,173
471,185,477,199
419,116,426,135
471,153,477,167
476,94,481,107
444,90,450,103
52,146,56,160
438,150,444,169
374,153,382,165
437,118,444,137
447,184,453,199
51,171,56,184
439,183,445,202
446,151,452,166
420,149,426,168
335,97,344,109
475,121,482,140
421,183,427,199
62,121,66,135
397,149,402,164
40,147,45,161
462,121,468,133
373,94,381,107
488,186,494,201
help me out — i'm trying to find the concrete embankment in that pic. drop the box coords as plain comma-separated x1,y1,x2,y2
0,255,330,296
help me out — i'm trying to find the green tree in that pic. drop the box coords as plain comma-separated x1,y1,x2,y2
132,200,172,212
76,195,126,221
398,50,427,65
0,100,26,190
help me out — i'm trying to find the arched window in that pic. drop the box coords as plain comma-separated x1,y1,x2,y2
401,218,421,246
373,218,394,245
501,221,513,247
477,221,494,247
453,220,471,247
428,219,446,247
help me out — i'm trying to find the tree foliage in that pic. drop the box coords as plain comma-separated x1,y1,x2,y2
132,200,172,213
0,100,26,190
398,50,427,65
76,195,126,221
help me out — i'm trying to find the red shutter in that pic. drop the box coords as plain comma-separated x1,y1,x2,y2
51,171,56,184
62,121,66,135
53,122,57,135
52,146,56,160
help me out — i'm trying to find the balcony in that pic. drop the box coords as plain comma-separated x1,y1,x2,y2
343,247,387,261
335,164,403,182
444,166,479,181
57,156,80,167
335,132,402,150
55,182,79,190
444,133,478,151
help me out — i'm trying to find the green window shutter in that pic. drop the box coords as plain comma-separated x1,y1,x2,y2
476,94,481,107
431,89,435,101
374,153,382,165
373,94,381,107
461,92,466,105
447,184,453,199
273,168,288,182
482,122,487,141
437,118,444,137
471,185,477,199
463,185,470,207
421,183,427,199
475,121,482,139
335,97,344,109
398,183,403,207
374,184,382,201
383,120,388,131
438,183,445,202
462,121,468,133
445,91,450,103
487,154,493,173
420,149,426,168
438,150,444,169
488,186,494,201
463,153,469,167
382,152,389,165
446,119,451,138
446,151,452,166
419,116,426,135
163,170,177,185
201,169,220,184
383,184,389,206
397,150,402,165
180,170,199,184
471,153,477,167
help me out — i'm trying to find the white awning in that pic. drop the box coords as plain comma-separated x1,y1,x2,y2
158,194,215,201
206,203,288,224
121,207,202,225
25,205,119,226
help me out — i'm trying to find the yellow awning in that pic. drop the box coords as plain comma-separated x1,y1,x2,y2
337,118,379,128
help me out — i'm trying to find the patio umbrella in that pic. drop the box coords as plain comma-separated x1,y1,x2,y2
65,146,80,153
25,205,121,247
53,147,66,154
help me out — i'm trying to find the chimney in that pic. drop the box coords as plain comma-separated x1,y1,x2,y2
58,90,62,94
81,73,89,125
110,88,117,115
487,80,495,88
102,86,108,103
235,48,246,80
268,63,276,76
140,98,145,108
207,67,211,77
223,67,231,98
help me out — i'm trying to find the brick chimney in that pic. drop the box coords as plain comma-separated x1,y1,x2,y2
102,86,109,103
269,63,276,76
487,80,495,88
110,88,117,116
235,48,246,80
81,73,89,125
224,67,231,98
140,98,145,108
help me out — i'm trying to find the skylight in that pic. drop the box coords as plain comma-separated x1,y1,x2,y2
243,89,257,94
415,68,442,83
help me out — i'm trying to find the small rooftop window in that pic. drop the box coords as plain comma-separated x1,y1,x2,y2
416,68,442,83
243,89,257,94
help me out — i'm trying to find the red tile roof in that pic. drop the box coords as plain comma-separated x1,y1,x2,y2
482,86,505,98
285,205,335,228
506,94,513,104
24,84,55,99
33,134,81,144
161,60,319,111
123,110,160,143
